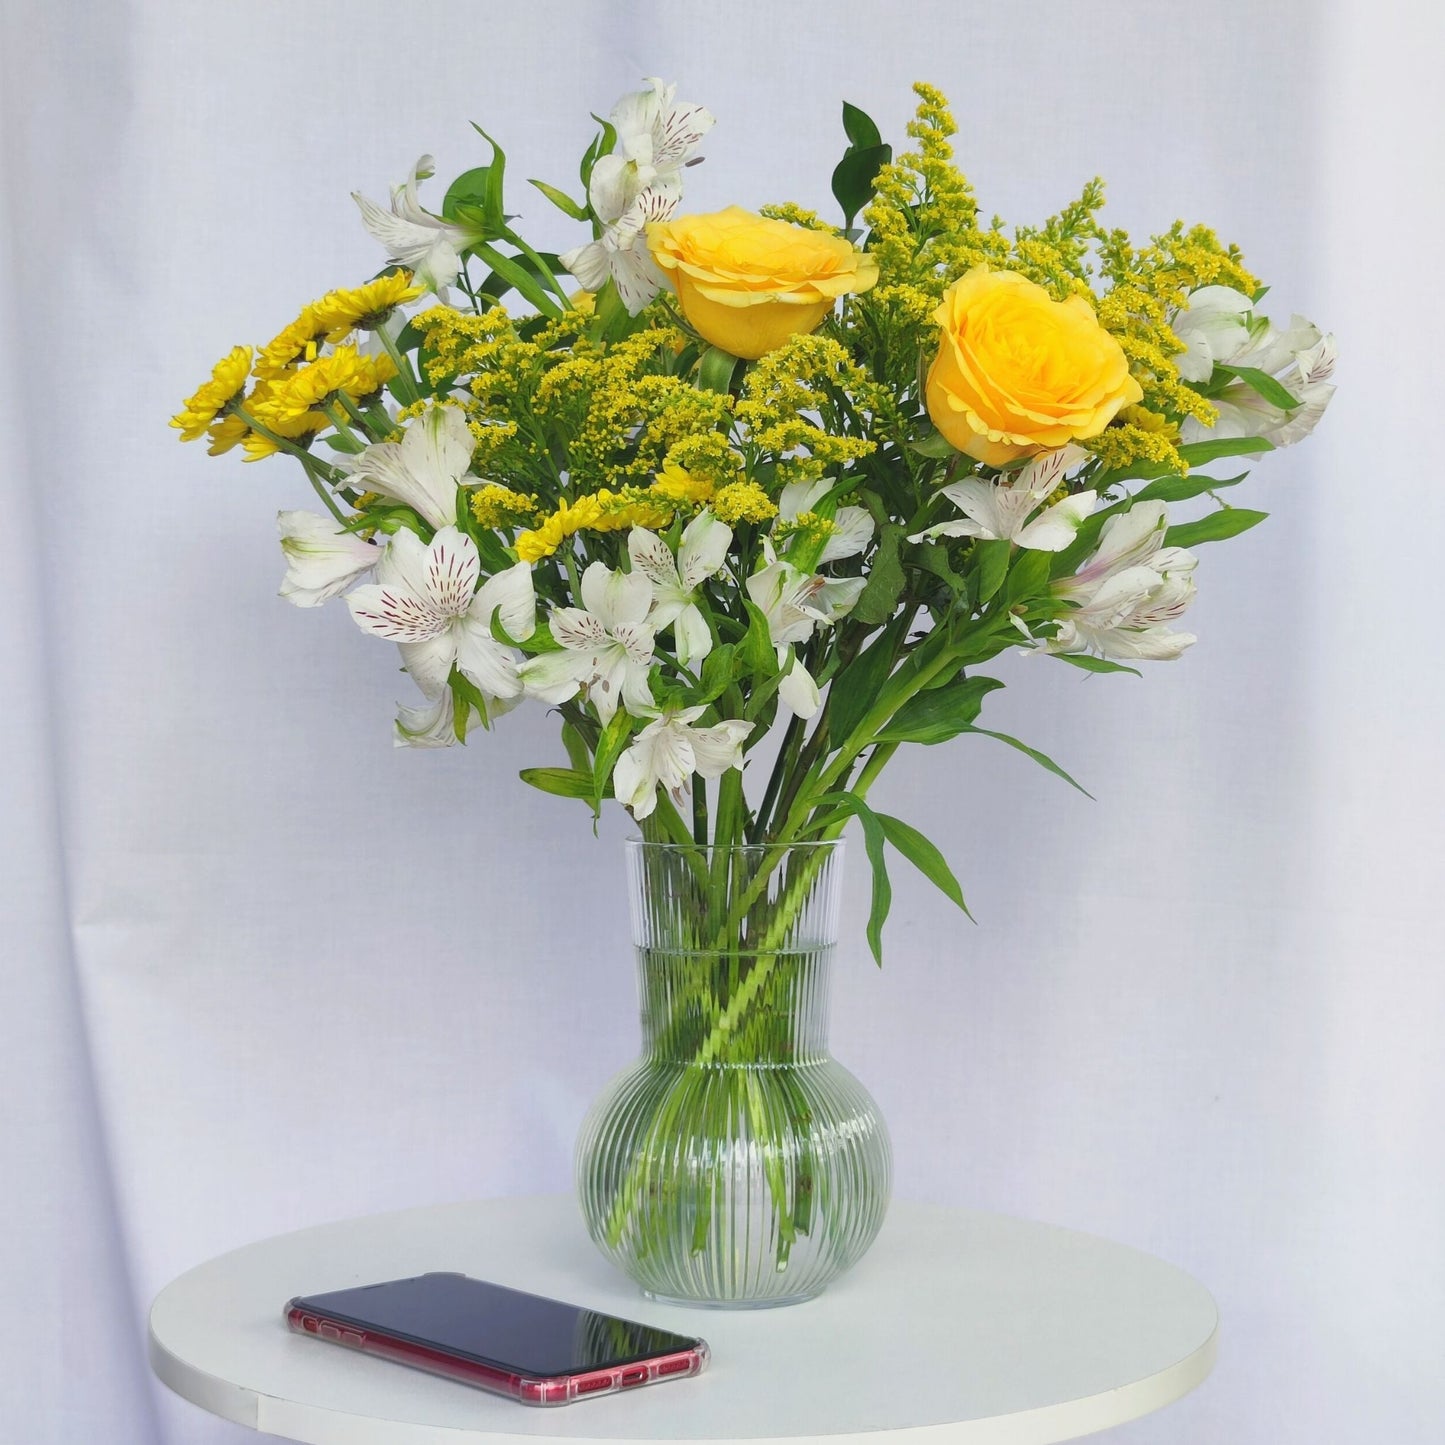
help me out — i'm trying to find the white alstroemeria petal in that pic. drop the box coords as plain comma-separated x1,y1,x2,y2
620,656,656,719
1258,380,1334,447
582,562,653,630
610,241,668,315
673,603,713,667
938,477,1009,539
589,650,629,724
628,528,682,593
1171,286,1255,381
1238,314,1322,378
559,239,612,291
398,630,460,699
1020,443,1089,494
1151,546,1198,576
454,625,523,699
778,479,829,522
471,561,536,642
611,621,656,668
353,157,472,294
419,527,481,616
819,506,874,564
277,511,380,607
908,519,985,544
689,720,752,778
406,406,473,500
1014,491,1098,552
612,744,656,817
550,606,610,652
777,650,822,719
346,581,445,643
1078,567,1162,630
374,525,432,593
813,574,867,620
1295,332,1337,385
745,562,814,646
348,411,470,530
517,648,586,704
677,510,731,591
394,691,466,749
1073,502,1169,583
586,153,646,226
653,99,714,169
645,719,696,797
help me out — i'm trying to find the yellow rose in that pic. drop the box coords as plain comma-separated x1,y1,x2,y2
647,206,878,360
926,267,1142,466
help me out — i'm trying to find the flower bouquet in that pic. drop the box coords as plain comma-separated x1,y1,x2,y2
173,79,1334,1305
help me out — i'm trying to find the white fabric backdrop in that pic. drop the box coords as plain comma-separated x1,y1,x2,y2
3,1,1443,1441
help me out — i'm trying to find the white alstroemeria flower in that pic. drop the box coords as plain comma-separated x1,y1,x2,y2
518,562,655,723
587,78,714,223
745,543,866,719
1171,285,1257,382
1171,287,1337,450
1049,502,1198,662
352,155,477,294
612,706,753,820
627,511,731,667
393,688,488,748
276,510,380,607
347,528,535,701
910,444,1096,552
344,405,473,529
561,182,677,315
778,480,875,564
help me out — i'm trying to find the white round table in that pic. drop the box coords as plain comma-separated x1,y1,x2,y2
149,1196,1217,1445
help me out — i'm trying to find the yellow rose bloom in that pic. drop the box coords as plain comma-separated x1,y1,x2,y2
647,206,878,361
926,267,1142,466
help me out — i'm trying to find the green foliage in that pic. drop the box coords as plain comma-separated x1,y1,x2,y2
1164,508,1268,548
875,675,1003,744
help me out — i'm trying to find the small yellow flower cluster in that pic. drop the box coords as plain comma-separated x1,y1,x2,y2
660,431,742,486
711,480,778,526
1085,423,1186,474
170,346,252,441
775,511,837,549
735,334,879,482
469,483,541,529
758,202,840,235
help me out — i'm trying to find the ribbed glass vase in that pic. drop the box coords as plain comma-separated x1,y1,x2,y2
576,840,891,1307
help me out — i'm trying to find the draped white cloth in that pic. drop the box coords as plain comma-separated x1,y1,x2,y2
3,2,1442,1441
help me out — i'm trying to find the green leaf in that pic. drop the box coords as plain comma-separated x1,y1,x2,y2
841,101,883,149
1216,364,1301,411
876,813,972,919
828,632,898,744
448,669,492,736
580,116,617,190
905,427,957,459
519,766,602,801
974,538,1011,604
469,123,508,232
740,600,778,677
697,345,741,392
322,432,365,454
831,141,892,229
1134,471,1249,504
591,707,633,812
875,675,1004,745
1176,436,1274,466
527,178,589,221
964,726,1092,797
1005,549,1052,606
695,643,738,705
469,240,563,318
851,523,906,626
1164,507,1268,548
1052,652,1142,678
443,166,496,229
914,539,968,596
561,720,591,773
825,794,891,965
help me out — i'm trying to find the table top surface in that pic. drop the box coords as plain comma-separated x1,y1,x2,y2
148,1195,1217,1445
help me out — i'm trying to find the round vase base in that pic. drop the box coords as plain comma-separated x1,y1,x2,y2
641,1287,822,1311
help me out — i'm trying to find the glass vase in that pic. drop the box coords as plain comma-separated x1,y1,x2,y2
576,839,891,1307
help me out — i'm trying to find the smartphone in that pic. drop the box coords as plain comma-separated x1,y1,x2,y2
284,1272,708,1406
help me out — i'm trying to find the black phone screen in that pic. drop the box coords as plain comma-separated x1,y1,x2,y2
290,1274,700,1377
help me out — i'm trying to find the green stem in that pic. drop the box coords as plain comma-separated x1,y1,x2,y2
376,327,422,406
232,405,348,524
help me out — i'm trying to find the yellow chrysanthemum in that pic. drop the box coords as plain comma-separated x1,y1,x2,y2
205,414,249,456
650,461,716,505
253,308,328,382
253,346,396,429
586,487,672,534
238,380,329,461
712,480,778,525
515,495,606,562
170,346,252,441
312,270,423,342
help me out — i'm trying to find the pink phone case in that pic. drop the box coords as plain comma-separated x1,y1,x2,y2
285,1302,709,1406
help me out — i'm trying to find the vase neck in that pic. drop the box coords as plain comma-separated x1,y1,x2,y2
626,841,844,1067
